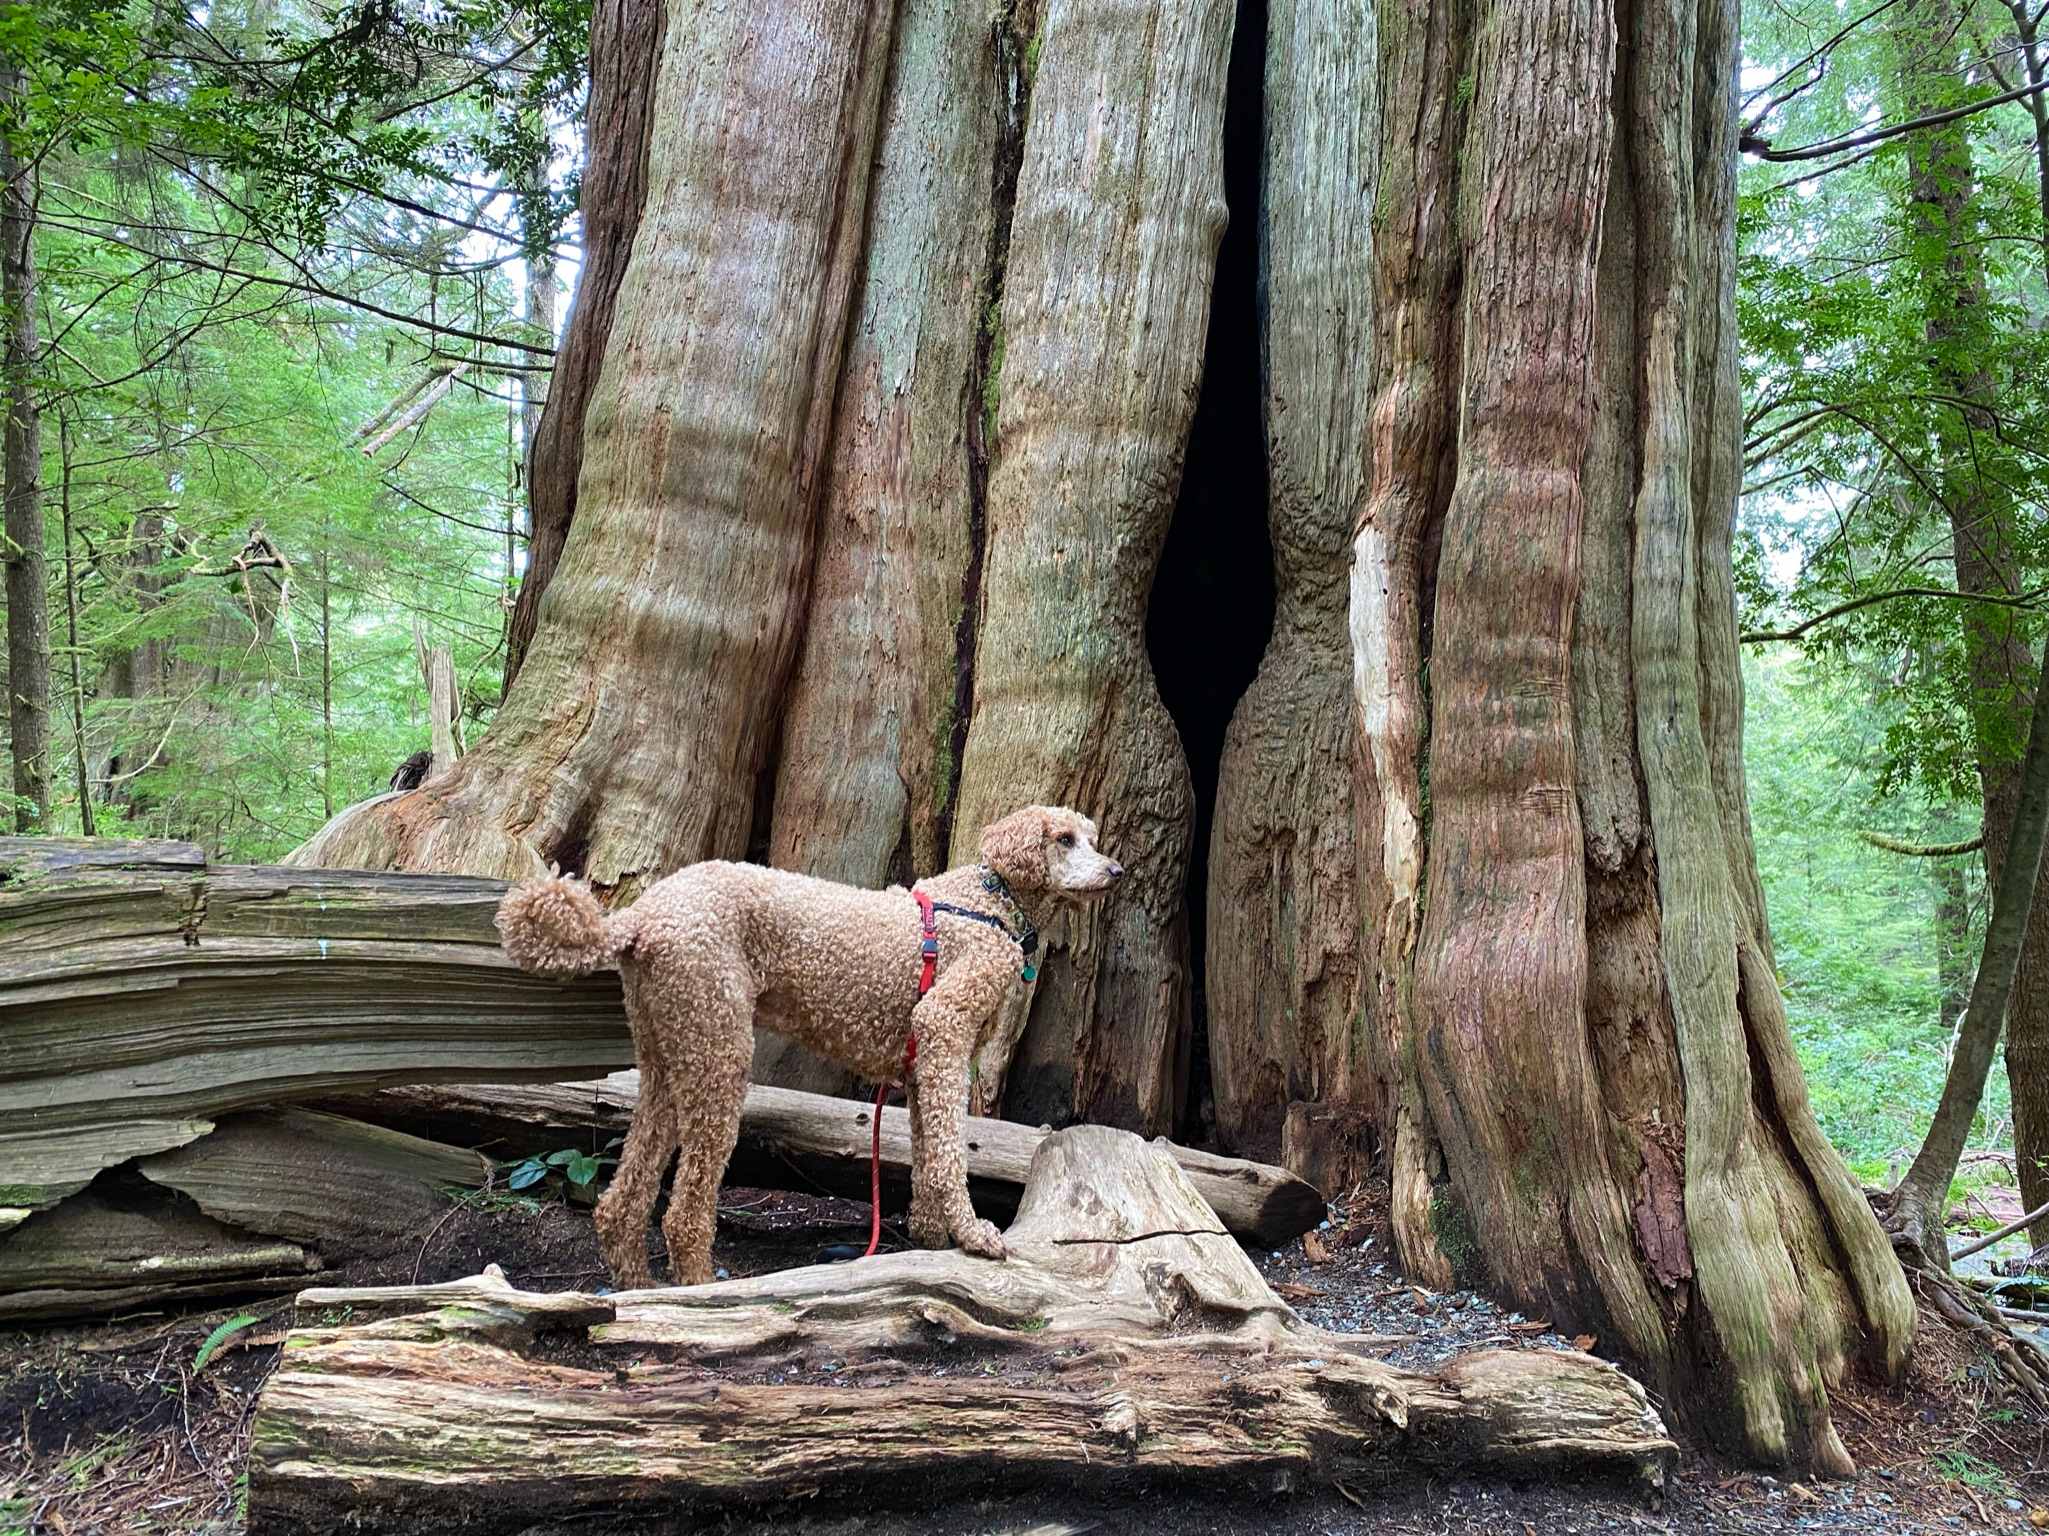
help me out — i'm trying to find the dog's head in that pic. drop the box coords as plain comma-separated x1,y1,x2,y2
978,806,1123,900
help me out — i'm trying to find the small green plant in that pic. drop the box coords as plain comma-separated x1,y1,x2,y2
1928,1447,2011,1496
504,1138,622,1193
193,1312,261,1373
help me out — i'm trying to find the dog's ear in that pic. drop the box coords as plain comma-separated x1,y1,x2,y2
979,807,1050,890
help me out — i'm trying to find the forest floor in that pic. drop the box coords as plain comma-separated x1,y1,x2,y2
1,1182,2044,1536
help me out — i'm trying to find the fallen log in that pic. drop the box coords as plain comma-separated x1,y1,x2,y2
0,1183,319,1322
248,1127,1674,1533
331,1075,1327,1248
0,837,625,1211
0,1111,490,1320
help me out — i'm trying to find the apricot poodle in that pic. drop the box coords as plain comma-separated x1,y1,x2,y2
495,805,1123,1287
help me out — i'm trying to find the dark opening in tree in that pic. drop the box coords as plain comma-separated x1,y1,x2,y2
1148,0,1275,1146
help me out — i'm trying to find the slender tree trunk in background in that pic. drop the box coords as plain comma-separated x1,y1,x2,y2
753,0,1029,1096
1204,0,1367,1171
1,43,50,833
319,531,333,823
947,0,1231,1133
2002,0,2049,1253
1895,642,2049,1267
1934,856,1973,1037
294,0,902,889
1346,0,1912,1470
506,0,664,686
1896,0,2049,1257
57,416,92,836
507,124,557,656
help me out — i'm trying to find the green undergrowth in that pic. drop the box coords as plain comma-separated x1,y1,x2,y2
1745,652,2013,1184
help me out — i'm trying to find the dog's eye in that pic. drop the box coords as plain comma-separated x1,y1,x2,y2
1056,833,1075,848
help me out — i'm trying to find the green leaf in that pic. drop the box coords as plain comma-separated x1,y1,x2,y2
564,1153,601,1187
194,1313,261,1373
506,1161,549,1190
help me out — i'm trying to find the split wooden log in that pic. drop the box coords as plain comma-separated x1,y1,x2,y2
0,1110,490,1320
0,837,625,1211
248,1128,1674,1533
0,1184,320,1322
330,1075,1327,1248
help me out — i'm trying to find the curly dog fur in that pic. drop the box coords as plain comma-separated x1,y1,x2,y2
496,805,1123,1288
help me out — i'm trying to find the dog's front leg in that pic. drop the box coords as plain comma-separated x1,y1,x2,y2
903,1075,948,1249
907,995,1006,1260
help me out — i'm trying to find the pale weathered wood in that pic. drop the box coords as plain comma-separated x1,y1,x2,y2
248,1129,1674,1532
298,1263,615,1336
332,1076,1326,1247
136,1108,489,1254
0,838,627,1211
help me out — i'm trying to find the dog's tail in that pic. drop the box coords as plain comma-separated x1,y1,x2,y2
496,872,631,976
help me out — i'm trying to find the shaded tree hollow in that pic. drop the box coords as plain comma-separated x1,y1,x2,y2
1147,0,1275,1145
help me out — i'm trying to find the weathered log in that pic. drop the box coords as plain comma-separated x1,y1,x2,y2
0,1185,319,1321
330,1076,1326,1248
0,837,625,1210
0,1111,490,1319
248,1128,1674,1533
135,1108,489,1253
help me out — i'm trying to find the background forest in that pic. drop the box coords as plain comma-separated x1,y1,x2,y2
0,0,2042,1202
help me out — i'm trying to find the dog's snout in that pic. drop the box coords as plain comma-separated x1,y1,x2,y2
1108,862,1125,880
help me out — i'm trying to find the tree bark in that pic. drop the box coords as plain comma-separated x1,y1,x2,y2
1346,0,1914,1471
247,1130,1674,1534
1203,0,1369,1170
506,0,663,685
948,0,1233,1133
1933,854,1973,1038
297,0,900,889
753,0,1026,1096
2,41,49,833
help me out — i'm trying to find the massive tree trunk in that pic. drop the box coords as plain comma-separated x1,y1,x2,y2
1343,0,1913,1472
2,41,50,834
297,0,901,889
275,0,1921,1467
753,0,1025,1096
946,0,1231,1133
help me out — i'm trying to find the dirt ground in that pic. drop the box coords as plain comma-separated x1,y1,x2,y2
1,1182,2044,1536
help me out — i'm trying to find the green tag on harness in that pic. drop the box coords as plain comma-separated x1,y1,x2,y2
1021,963,1038,983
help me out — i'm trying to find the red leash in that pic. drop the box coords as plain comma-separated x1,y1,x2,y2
863,890,933,1258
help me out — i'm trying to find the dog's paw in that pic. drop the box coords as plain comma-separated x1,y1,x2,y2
955,1217,1007,1260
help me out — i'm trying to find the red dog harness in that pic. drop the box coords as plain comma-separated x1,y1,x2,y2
862,890,936,1258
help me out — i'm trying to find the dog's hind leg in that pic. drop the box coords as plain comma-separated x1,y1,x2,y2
593,1056,675,1290
658,999,753,1286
